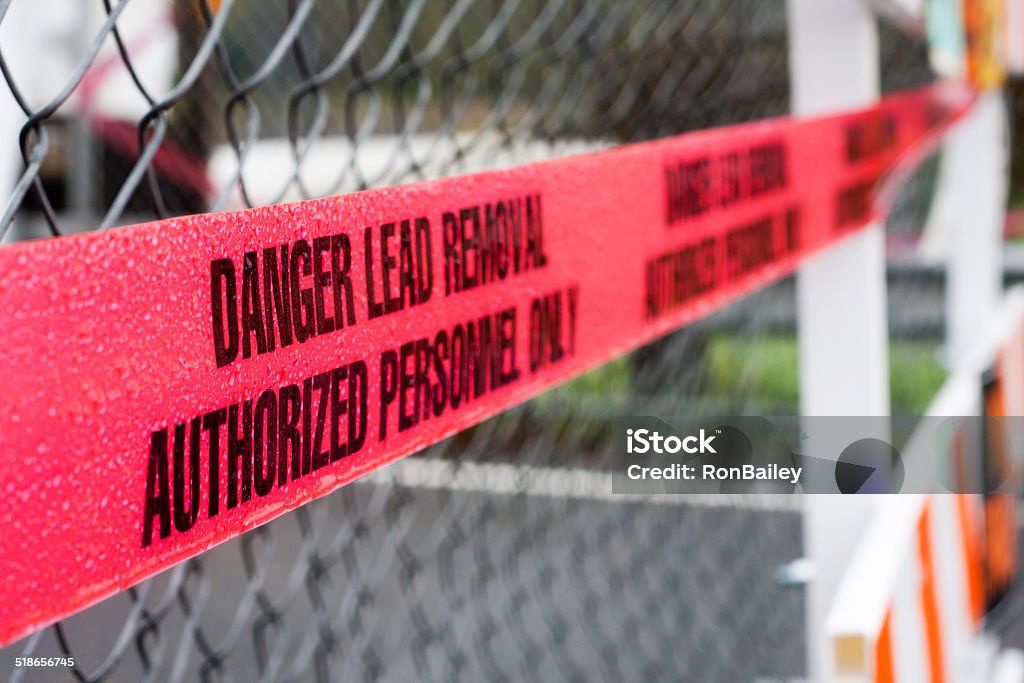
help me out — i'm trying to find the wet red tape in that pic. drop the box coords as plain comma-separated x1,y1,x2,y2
0,82,973,646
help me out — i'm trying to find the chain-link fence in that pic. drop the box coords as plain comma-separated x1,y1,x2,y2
0,1,960,681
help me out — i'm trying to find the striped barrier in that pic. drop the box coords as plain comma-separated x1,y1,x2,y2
826,290,1024,682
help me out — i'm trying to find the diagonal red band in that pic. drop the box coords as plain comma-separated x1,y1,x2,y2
0,82,973,646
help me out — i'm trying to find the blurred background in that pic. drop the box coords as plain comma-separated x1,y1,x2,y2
0,0,1023,681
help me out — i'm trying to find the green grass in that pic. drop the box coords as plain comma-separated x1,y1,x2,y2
535,355,633,406
886,343,948,413
708,336,800,410
707,335,946,414
531,334,945,417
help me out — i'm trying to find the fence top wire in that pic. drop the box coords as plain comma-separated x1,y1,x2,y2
0,0,790,242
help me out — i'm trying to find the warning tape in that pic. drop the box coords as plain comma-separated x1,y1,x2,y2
0,82,973,646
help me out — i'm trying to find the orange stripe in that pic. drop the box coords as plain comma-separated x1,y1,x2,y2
984,495,1018,604
957,494,985,624
876,608,895,683
918,504,946,683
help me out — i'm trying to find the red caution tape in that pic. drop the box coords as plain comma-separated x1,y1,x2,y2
0,82,973,646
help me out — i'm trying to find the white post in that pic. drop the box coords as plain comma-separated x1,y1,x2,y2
788,1,890,681
0,0,69,241
943,92,1007,366
0,5,34,237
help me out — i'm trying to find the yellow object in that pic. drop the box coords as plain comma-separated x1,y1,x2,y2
963,0,1006,88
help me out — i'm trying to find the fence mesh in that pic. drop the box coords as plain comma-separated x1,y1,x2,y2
0,1,951,681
